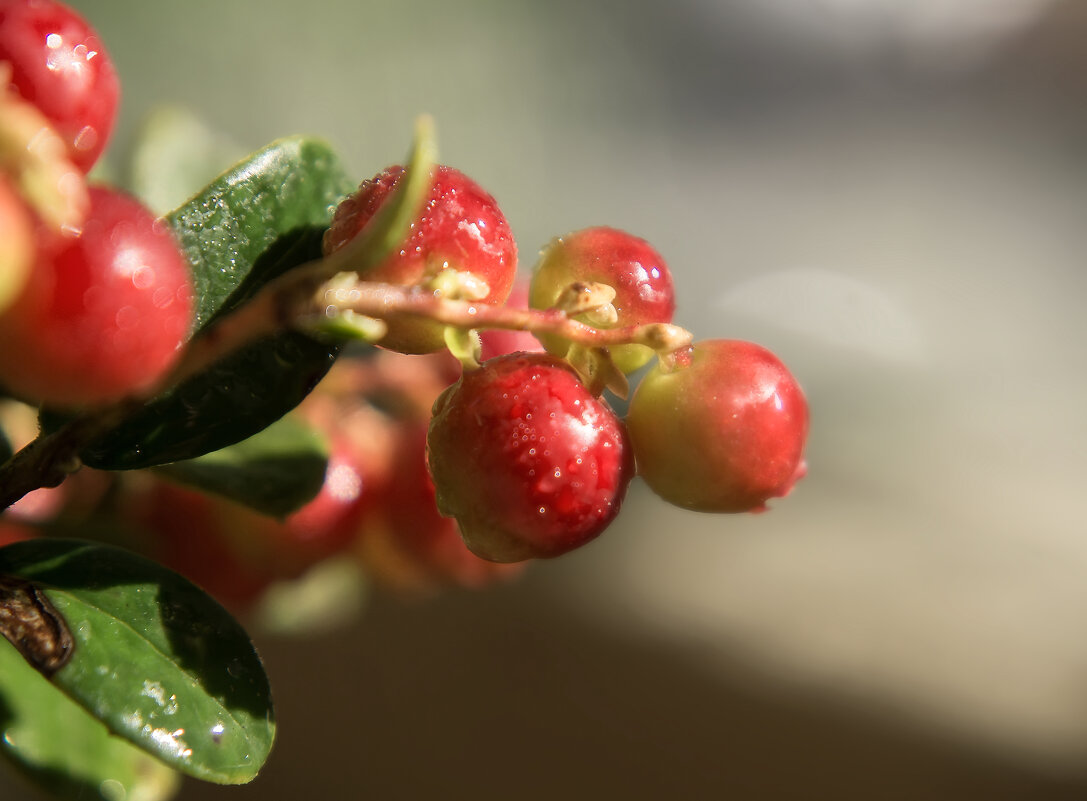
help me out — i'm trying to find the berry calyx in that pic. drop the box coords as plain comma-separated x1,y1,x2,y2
0,0,120,173
529,226,675,373
0,186,194,407
323,164,517,354
426,352,633,563
627,339,808,513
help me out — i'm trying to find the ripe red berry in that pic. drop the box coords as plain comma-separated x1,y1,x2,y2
323,164,517,354
528,226,675,373
627,340,808,513
427,353,633,563
0,0,120,173
0,186,193,407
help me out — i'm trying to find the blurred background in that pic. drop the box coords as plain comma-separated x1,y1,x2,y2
7,0,1087,798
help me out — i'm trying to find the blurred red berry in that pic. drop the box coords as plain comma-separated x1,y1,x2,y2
0,186,193,407
0,0,120,172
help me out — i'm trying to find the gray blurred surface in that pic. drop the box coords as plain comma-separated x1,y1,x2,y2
7,0,1087,797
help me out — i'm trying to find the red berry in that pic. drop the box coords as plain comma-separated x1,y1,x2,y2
426,353,633,563
0,186,193,407
323,164,517,354
0,0,120,172
627,340,808,513
529,226,675,373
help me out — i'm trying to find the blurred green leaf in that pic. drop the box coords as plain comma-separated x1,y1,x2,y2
154,415,328,518
0,639,180,801
0,539,275,785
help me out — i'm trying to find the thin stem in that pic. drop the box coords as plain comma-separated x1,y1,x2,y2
314,278,692,353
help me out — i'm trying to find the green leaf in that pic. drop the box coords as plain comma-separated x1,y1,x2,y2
0,539,275,785
172,135,353,331
154,415,329,518
0,639,180,801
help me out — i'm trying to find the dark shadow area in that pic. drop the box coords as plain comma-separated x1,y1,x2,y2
176,579,1087,801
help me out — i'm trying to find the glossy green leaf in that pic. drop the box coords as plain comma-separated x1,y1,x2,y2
0,639,180,801
0,539,275,785
154,415,329,518
172,135,353,330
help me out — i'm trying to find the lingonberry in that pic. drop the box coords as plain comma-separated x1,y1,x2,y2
323,164,517,354
0,0,120,173
427,352,633,563
529,226,675,373
360,424,523,592
0,175,33,314
626,340,808,513
0,186,194,408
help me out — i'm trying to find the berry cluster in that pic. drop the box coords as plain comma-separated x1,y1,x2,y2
0,2,813,797
0,0,809,608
